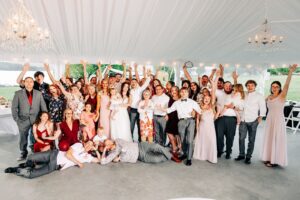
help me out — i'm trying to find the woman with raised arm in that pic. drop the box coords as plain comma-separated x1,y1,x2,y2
261,64,298,168
43,64,65,125
193,70,220,164
57,81,84,120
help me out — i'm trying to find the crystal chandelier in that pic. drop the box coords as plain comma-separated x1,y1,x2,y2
0,0,52,53
247,0,285,52
248,18,284,48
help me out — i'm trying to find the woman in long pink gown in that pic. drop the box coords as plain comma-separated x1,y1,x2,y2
97,79,111,138
261,64,298,167
193,72,219,164
193,104,217,163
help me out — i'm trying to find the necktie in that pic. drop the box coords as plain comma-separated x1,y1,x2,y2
28,93,33,106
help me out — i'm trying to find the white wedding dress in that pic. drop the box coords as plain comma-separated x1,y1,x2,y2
110,95,133,142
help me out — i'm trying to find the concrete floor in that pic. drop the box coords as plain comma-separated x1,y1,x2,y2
0,123,300,200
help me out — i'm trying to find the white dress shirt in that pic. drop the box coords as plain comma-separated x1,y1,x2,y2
215,89,225,108
152,93,170,116
241,91,266,122
167,98,201,119
220,93,237,117
56,143,94,170
130,77,151,109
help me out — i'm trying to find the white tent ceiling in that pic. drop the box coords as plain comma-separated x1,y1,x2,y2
0,0,300,66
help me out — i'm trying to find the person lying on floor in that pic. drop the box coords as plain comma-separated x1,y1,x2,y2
4,141,100,179
100,138,181,165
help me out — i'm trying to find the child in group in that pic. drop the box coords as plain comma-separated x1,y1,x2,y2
80,103,99,142
217,84,245,124
138,90,155,143
93,127,108,151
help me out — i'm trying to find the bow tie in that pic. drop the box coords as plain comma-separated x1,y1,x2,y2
181,99,187,102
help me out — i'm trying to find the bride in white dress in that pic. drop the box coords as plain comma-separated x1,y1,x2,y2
109,84,132,142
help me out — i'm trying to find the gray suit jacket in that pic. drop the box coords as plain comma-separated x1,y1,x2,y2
11,89,48,125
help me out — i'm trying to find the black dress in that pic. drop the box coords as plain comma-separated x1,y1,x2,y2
165,98,179,135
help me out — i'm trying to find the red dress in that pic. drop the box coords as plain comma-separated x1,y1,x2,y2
33,129,53,152
58,120,80,151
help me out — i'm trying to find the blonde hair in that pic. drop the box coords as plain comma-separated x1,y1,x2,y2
63,108,73,121
142,89,151,100
200,95,216,114
234,84,245,99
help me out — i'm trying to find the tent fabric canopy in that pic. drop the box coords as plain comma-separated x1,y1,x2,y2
0,0,300,66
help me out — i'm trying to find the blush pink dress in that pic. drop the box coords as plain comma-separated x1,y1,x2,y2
98,92,111,138
193,109,217,163
261,96,287,167
80,111,96,140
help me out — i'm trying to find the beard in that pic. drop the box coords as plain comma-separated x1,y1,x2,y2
224,89,232,94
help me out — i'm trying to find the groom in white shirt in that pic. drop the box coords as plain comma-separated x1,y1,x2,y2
235,80,266,164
